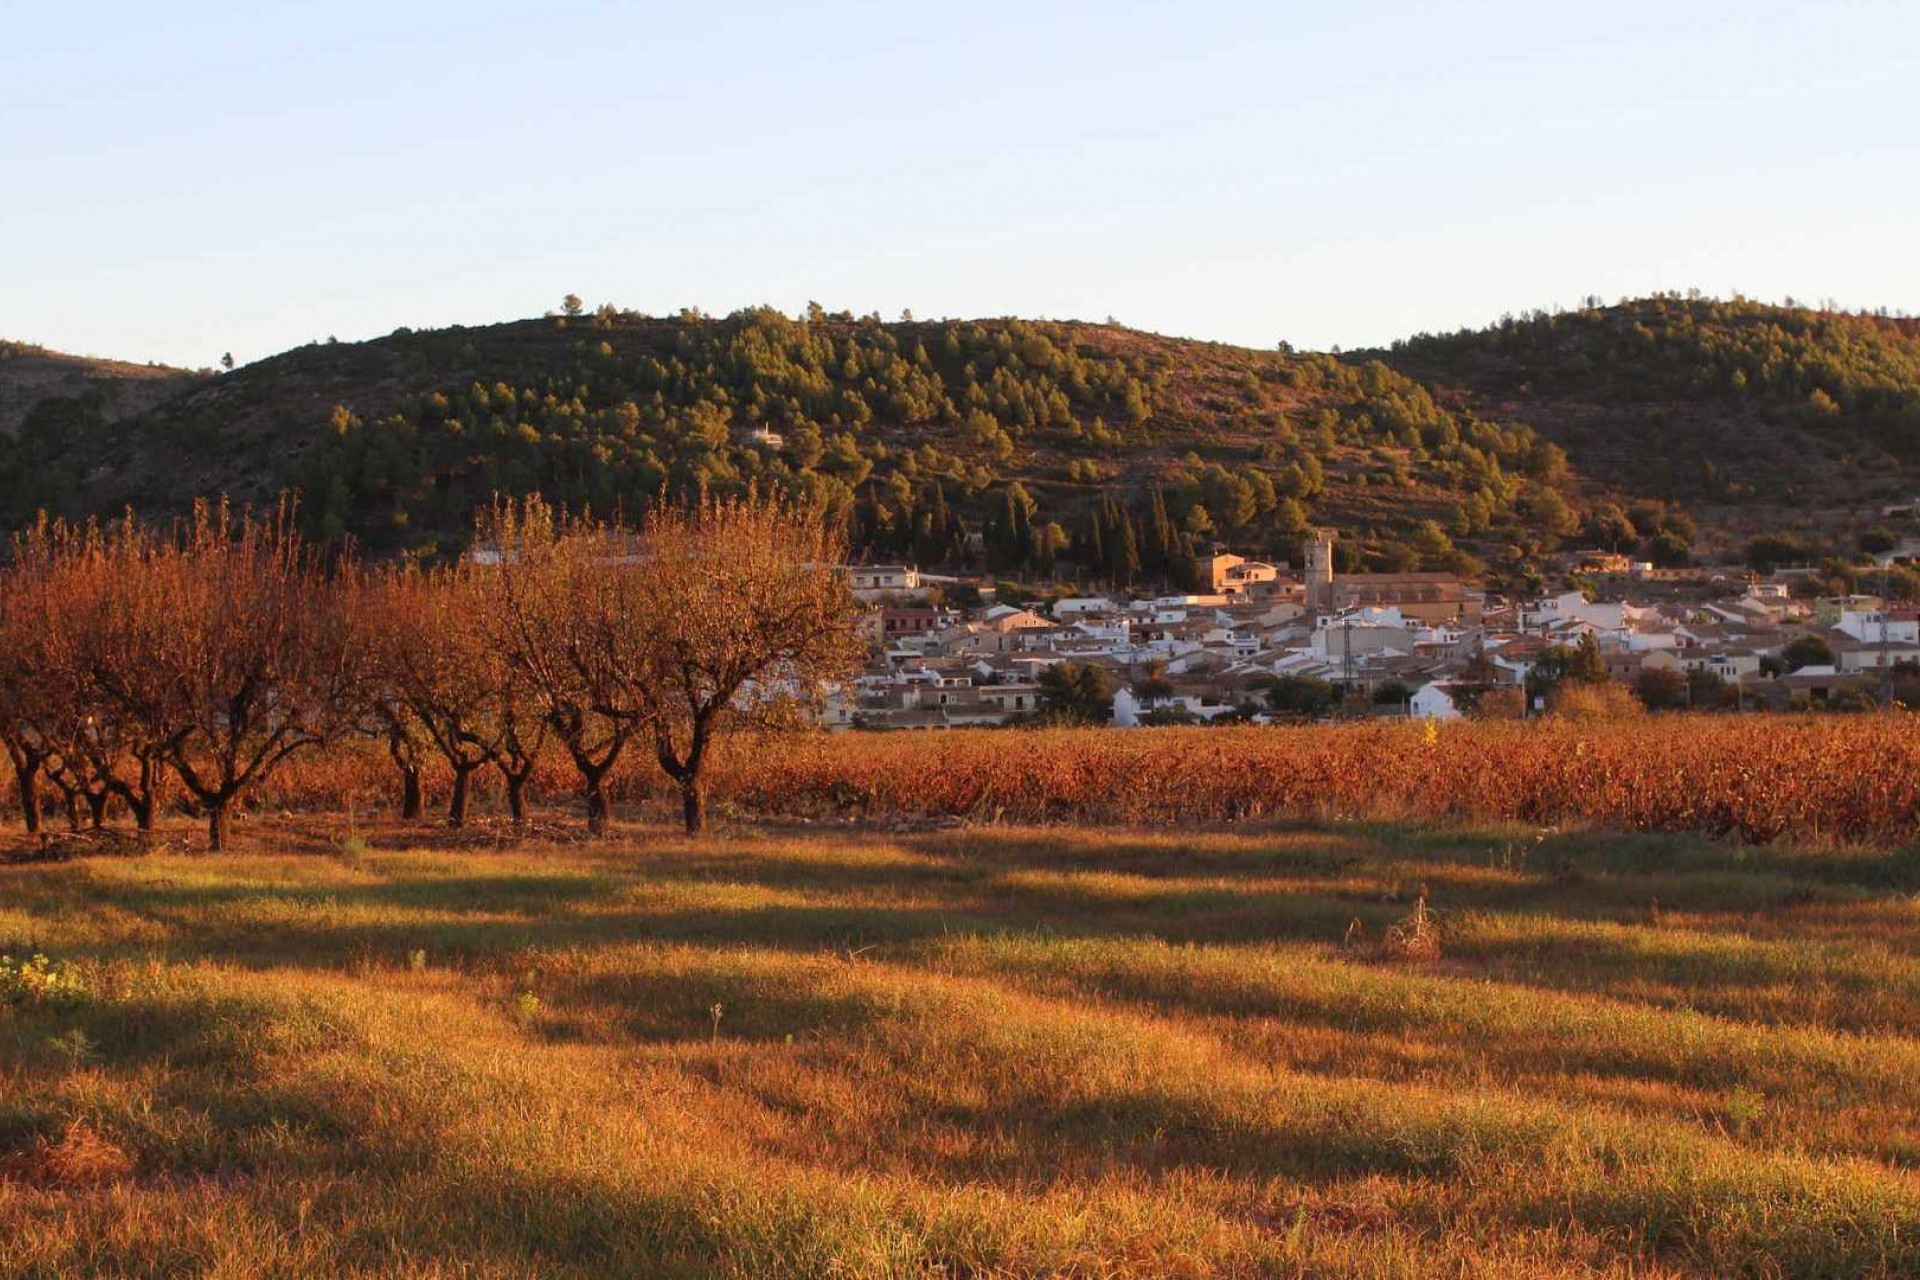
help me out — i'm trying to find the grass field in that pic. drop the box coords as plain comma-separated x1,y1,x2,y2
5,816,1920,1277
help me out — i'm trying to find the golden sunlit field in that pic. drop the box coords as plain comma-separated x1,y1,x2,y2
6,815,1920,1277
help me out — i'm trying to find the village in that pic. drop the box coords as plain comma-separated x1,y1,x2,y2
830,530,1920,729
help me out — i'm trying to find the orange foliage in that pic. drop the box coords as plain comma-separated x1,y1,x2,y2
9,716,1920,848
709,718,1920,846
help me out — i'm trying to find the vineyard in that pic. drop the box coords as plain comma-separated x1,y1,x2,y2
16,715,1919,852
719,718,1920,845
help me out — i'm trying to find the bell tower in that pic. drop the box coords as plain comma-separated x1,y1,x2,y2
1306,528,1337,614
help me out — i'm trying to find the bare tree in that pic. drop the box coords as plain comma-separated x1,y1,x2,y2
0,562,57,833
636,493,861,835
369,695,431,821
3,516,170,836
338,563,430,820
478,497,651,835
490,683,549,830
137,500,359,850
365,562,512,826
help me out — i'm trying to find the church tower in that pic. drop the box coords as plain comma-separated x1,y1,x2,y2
1306,528,1337,614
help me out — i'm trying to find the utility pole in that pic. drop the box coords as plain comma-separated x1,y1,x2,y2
1884,557,1896,709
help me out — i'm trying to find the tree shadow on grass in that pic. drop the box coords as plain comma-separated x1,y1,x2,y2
19,817,1920,1036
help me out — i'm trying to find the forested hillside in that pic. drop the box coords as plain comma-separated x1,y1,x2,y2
1381,296,1920,542
0,305,1608,585
0,341,207,521
7,295,1917,582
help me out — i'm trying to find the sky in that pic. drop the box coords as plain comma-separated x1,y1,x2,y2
5,1,1918,369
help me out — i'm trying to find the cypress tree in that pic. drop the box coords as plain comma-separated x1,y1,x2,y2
1112,513,1140,588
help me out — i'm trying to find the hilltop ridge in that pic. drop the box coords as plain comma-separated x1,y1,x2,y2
4,296,1916,581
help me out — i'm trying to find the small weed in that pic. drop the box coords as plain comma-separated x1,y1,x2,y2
46,1028,95,1068
1381,894,1443,963
1724,1085,1766,1137
0,954,90,1008
1494,828,1553,871
331,835,372,864
5,1119,132,1187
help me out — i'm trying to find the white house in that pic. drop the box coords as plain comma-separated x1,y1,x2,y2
1410,681,1464,721
1052,596,1117,617
845,565,924,601
1838,642,1920,673
1836,609,1919,645
1525,590,1627,633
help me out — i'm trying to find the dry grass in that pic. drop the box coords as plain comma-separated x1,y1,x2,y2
4,815,1920,1276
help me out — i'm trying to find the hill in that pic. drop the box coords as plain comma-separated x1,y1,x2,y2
1376,295,1920,555
9,296,1920,580
0,341,208,523
0,308,1630,586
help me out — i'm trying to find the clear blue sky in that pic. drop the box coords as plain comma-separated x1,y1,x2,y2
5,1,1917,368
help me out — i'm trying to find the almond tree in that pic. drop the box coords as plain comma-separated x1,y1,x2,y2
367,695,431,821
366,562,511,826
72,514,201,834
478,497,650,835
635,493,862,835
141,500,359,850
490,682,549,830
337,563,430,820
3,516,170,835
0,538,59,833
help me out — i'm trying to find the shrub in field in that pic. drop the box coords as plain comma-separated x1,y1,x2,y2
0,954,90,1008
1548,681,1643,721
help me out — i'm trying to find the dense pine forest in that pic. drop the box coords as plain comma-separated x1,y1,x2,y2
5,295,1919,582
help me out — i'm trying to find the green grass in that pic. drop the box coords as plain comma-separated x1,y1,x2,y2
5,817,1920,1276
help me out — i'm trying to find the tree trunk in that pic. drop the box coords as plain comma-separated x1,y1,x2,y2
583,774,610,836
504,773,530,828
400,766,424,821
680,778,706,836
447,766,475,827
12,759,39,836
86,791,108,830
106,756,158,835
64,792,82,833
557,722,625,838
207,799,232,852
132,757,156,833
660,723,712,838
387,724,425,820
